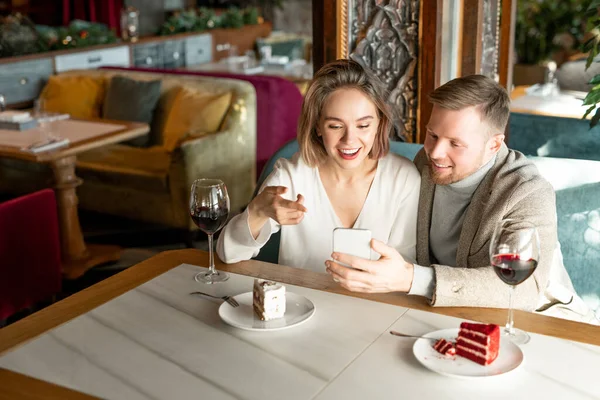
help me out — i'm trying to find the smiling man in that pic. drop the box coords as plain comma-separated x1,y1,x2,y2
326,75,597,323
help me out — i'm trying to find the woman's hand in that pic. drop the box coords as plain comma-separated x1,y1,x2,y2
247,186,307,238
325,239,414,293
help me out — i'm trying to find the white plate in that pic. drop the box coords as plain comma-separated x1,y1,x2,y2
218,292,315,331
413,328,524,379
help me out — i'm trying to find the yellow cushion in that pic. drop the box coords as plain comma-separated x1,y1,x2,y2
40,75,106,119
161,86,232,151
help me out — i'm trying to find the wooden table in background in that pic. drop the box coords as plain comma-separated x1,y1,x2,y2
510,85,588,119
0,118,149,279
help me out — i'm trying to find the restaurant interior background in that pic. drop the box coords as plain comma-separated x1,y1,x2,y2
0,0,599,324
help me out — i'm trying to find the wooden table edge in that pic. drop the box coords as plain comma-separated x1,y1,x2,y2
0,368,98,400
0,249,598,399
0,119,149,163
2,248,598,355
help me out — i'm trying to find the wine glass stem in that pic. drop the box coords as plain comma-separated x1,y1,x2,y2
505,284,516,335
207,233,215,275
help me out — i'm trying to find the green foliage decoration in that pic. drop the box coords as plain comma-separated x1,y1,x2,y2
221,8,245,29
516,0,587,65
243,7,260,25
36,20,117,51
158,6,262,36
583,1,600,128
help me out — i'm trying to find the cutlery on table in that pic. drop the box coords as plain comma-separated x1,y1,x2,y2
389,331,438,340
189,291,240,307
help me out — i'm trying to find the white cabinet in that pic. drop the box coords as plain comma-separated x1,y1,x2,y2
0,58,53,104
184,34,212,66
54,46,130,73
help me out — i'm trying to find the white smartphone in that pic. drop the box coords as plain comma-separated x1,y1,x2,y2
332,228,372,267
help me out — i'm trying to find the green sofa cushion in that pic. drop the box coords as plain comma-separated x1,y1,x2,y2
103,75,162,148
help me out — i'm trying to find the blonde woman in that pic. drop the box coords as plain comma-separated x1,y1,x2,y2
217,59,420,275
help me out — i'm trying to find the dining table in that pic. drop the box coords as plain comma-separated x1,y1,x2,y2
0,118,149,279
0,249,598,399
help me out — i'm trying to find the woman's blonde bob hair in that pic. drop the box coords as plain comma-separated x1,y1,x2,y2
298,59,392,167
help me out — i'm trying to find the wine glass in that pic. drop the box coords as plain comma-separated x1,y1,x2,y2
490,219,540,345
33,98,56,142
190,178,230,284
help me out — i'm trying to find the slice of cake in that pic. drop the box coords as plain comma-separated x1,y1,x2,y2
455,322,500,366
253,279,286,321
433,338,456,356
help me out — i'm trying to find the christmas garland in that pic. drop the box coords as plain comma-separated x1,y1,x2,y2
158,7,261,36
37,20,117,51
0,7,259,58
0,15,117,58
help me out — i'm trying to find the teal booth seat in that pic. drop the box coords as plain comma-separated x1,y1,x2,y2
251,139,600,317
252,139,423,264
508,112,600,162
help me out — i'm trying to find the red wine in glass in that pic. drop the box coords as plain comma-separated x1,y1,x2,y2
191,208,228,234
489,219,540,345
190,178,230,284
492,254,538,285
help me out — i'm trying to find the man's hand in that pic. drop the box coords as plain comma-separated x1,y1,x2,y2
325,239,414,293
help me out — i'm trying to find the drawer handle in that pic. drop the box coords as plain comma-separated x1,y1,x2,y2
216,43,231,52
19,77,29,85
173,51,180,60
146,57,153,65
88,56,102,63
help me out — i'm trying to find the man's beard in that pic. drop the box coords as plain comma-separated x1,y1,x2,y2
427,154,485,185
428,162,455,185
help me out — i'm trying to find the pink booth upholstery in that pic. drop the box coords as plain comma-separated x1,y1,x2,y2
0,189,62,321
102,66,304,177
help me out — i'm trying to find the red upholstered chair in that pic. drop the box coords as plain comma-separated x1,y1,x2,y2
0,189,62,322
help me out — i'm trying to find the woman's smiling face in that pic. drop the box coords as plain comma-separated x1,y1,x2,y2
318,88,380,170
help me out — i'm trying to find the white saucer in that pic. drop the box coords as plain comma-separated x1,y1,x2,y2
218,292,315,331
413,328,524,379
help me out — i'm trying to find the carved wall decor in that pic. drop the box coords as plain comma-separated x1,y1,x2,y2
343,0,419,142
481,0,500,79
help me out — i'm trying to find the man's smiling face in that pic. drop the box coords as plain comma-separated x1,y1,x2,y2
424,104,502,185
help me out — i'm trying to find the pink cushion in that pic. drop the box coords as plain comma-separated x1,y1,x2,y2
102,66,304,178
0,189,62,320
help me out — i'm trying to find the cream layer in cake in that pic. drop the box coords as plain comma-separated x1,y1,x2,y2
253,279,286,321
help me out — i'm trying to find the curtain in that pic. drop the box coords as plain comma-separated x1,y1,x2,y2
62,0,124,32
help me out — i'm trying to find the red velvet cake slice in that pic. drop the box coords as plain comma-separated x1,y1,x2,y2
433,338,456,356
455,322,500,366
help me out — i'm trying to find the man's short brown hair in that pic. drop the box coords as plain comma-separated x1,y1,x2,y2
428,75,510,133
298,59,391,167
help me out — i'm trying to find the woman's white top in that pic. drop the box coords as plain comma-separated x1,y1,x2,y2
217,152,421,272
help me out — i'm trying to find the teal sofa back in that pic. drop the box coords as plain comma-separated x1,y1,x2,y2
508,112,600,162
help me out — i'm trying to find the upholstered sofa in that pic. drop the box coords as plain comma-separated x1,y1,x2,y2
0,69,257,231
508,113,600,161
255,140,600,318
103,66,304,178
